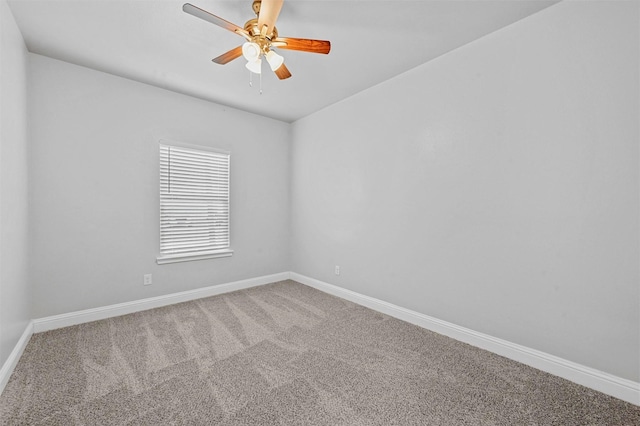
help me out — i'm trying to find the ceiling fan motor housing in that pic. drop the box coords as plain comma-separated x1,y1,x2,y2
244,18,278,53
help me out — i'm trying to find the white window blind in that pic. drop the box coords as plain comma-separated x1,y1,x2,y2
157,143,232,264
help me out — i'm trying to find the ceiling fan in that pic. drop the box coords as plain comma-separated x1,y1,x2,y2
183,0,331,80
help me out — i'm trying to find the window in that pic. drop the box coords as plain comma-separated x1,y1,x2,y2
157,142,232,264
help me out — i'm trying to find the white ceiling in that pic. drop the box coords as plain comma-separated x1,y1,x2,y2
8,0,558,122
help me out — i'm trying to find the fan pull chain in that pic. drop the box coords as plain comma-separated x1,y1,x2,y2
247,69,263,94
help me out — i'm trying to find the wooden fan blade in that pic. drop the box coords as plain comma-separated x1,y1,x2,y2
274,63,292,80
273,37,331,54
183,3,250,39
212,46,243,64
257,0,283,36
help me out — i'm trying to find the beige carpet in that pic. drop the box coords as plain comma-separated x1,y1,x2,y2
0,280,638,425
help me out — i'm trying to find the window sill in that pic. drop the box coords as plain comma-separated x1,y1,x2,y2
156,249,233,265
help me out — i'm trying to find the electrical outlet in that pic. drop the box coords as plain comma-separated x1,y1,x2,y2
335,265,340,276
144,274,152,286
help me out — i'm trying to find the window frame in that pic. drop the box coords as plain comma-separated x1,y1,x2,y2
156,140,233,265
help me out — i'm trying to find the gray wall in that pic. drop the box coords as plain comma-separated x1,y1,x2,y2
290,1,639,382
29,54,291,318
0,0,30,366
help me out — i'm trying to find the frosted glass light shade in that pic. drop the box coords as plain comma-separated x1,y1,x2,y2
245,58,262,74
265,50,284,71
242,42,261,62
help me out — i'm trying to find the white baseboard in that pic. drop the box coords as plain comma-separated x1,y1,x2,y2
32,272,290,333
0,321,33,395
2,273,288,396
10,270,640,406
290,272,640,406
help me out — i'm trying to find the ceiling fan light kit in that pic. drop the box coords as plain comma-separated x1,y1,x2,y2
245,57,262,74
265,50,284,71
183,0,331,86
242,42,261,63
